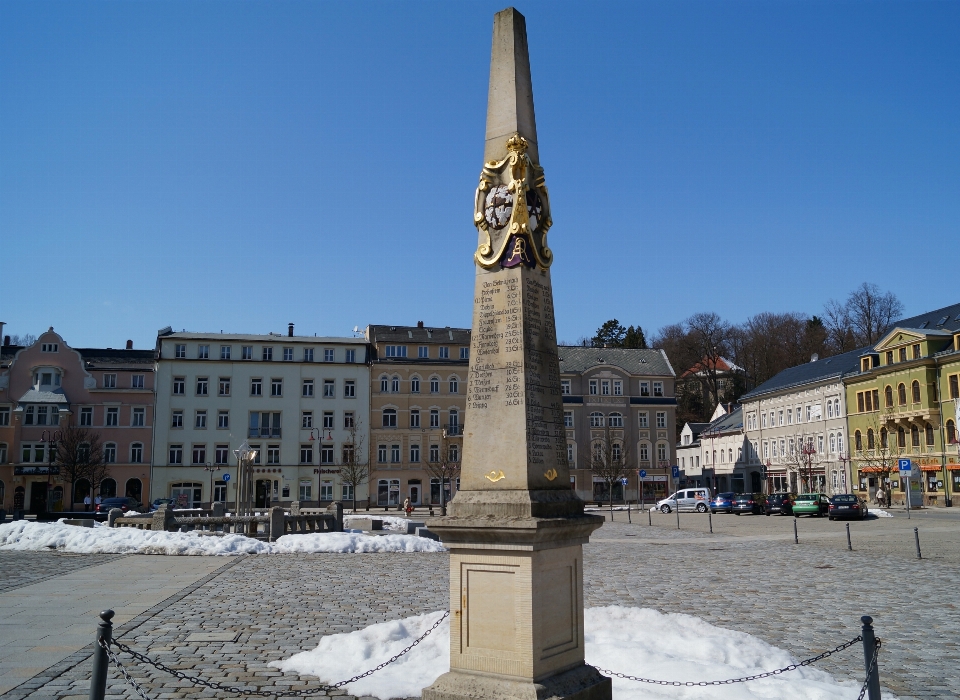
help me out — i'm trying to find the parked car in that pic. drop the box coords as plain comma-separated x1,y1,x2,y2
732,493,768,515
766,493,797,515
709,492,737,514
829,494,869,520
792,493,830,517
657,488,712,513
149,498,175,511
95,497,143,514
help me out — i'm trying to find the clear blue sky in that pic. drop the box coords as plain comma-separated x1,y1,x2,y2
2,1,958,348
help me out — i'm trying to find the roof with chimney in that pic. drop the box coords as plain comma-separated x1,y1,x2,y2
888,302,960,334
740,347,867,401
557,346,675,377
366,324,471,345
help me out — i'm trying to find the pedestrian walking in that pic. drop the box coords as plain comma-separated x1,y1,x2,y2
876,486,885,508
404,497,412,516
83,495,91,512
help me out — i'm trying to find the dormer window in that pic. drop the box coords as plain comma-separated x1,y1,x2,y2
33,369,62,390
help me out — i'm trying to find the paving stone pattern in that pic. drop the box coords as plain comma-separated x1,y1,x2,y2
8,512,959,700
0,552,126,593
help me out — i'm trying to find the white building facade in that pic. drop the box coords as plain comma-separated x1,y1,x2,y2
739,349,862,495
151,328,369,508
697,405,753,493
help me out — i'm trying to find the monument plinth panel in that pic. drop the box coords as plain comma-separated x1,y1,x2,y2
423,8,610,700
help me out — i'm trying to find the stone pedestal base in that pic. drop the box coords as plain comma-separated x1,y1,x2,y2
423,663,611,700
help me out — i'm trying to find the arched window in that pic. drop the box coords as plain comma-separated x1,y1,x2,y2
855,430,863,451
657,443,668,462
429,376,440,393
611,443,622,462
130,443,143,463
100,478,117,498
104,443,116,463
884,385,893,407
380,375,389,393
898,383,907,405
728,448,733,463
925,424,935,446
897,427,906,448
608,412,623,427
382,408,397,428
449,376,459,394
829,434,837,453
827,402,833,418
720,449,725,463
867,429,875,450
947,420,957,445
837,432,844,454
593,442,604,461
639,443,649,461
589,412,604,427
911,425,920,447
912,380,921,404
391,375,400,393
125,478,142,502
410,376,421,393
0,442,6,464
880,427,888,449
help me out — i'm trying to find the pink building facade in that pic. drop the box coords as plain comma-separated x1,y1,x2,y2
0,329,155,513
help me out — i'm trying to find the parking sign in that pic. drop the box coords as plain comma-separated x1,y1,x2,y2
671,465,680,479
898,458,912,476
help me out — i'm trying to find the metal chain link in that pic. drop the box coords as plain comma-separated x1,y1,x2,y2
103,611,449,698
99,639,153,700
595,635,863,687
856,639,882,700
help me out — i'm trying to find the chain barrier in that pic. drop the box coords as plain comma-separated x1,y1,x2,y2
100,610,449,699
856,639,882,700
595,635,863,687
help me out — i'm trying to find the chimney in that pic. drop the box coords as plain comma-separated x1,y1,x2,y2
0,322,4,344
810,353,819,363
288,323,294,337
417,321,424,328
125,340,133,349
2,335,9,347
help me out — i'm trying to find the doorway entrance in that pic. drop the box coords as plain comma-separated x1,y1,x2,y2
29,482,48,515
255,480,271,508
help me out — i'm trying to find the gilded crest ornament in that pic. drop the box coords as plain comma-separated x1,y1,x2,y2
474,134,553,270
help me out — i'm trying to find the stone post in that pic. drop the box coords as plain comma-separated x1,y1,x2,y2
290,500,301,516
423,9,609,700
212,502,226,517
107,508,123,528
151,503,174,532
268,507,286,542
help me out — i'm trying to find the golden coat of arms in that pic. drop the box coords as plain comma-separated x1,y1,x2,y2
473,134,553,270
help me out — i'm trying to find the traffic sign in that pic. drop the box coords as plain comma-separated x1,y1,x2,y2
620,478,628,485
898,458,912,475
639,469,647,479
671,465,680,479
222,473,231,482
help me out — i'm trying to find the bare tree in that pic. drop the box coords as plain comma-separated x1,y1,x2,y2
823,283,904,351
54,425,104,510
9,333,37,346
338,419,369,513
852,416,900,507
582,425,631,519
425,430,461,515
781,432,821,494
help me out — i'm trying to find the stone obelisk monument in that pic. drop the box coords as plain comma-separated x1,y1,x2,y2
423,9,610,700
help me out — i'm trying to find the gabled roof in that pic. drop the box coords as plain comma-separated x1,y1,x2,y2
557,347,675,377
366,325,471,345
76,349,156,366
16,388,69,405
680,356,743,378
740,347,867,401
890,302,960,334
700,405,743,437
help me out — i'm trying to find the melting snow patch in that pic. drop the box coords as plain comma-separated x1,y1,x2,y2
0,521,446,556
344,514,410,532
272,606,890,700
873,509,894,518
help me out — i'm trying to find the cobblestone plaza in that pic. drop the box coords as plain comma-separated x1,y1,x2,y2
2,509,958,700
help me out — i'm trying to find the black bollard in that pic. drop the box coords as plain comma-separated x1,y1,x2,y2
627,501,632,524
648,506,652,526
847,523,852,551
914,527,921,559
860,616,882,700
708,511,713,534
88,609,114,700
793,519,799,544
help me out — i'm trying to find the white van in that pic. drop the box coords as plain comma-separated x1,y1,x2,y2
656,488,711,513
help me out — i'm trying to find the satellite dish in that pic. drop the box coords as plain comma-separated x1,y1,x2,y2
353,326,359,333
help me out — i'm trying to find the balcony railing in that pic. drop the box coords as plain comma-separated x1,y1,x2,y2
249,427,282,438
444,424,463,436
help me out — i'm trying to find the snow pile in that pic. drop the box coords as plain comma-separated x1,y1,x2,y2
272,606,886,700
872,509,894,518
0,521,446,556
344,514,410,532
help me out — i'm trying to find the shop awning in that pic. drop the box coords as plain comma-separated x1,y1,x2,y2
919,465,943,472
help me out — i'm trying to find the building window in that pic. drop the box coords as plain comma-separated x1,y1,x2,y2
657,443,667,462
302,380,314,397
949,375,959,400
419,346,429,359
656,412,667,428
130,443,143,463
196,377,208,396
567,443,575,467
439,347,449,359
322,411,334,429
218,411,229,429
449,377,459,393
925,424,935,446
106,408,119,427
898,383,907,405
378,445,388,463
947,420,957,445
383,409,397,428
299,480,312,501
391,376,400,393
344,411,354,428
430,377,440,393
563,411,573,428
653,381,664,397
78,407,92,426
101,443,116,463
897,427,906,448
638,412,649,428
215,444,229,464
249,412,282,438
639,381,649,396
899,347,907,363
639,443,649,461
262,347,273,361
175,344,186,359
320,480,334,501
561,380,571,395
320,444,334,464
302,411,313,429
172,411,183,428
608,412,623,427
460,347,469,359
430,409,440,428
378,479,400,506
884,385,893,407
195,411,207,429
613,380,623,396
866,429,875,450
192,444,206,464
271,379,283,397
913,343,921,359
324,380,335,398
391,444,401,463
590,412,604,427
283,347,294,361
198,345,209,359
385,345,407,358
380,375,389,392
410,410,420,428
304,348,314,362
344,380,356,397
601,380,610,396
220,345,231,360
778,410,784,426
242,346,253,360
41,343,58,352
449,443,459,462
267,445,280,465
169,445,183,464
217,377,231,396
589,380,598,395
410,444,420,463
342,444,354,464
102,374,117,389
429,444,440,462
411,377,421,393
323,348,335,362
911,425,920,448
912,380,921,404
131,374,145,389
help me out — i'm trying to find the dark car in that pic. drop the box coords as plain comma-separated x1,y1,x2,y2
766,493,797,515
709,492,737,514
732,493,768,515
95,497,143,514
828,494,869,520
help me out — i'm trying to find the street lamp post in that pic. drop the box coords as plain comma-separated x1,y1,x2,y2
801,440,817,493
41,429,63,513
203,462,220,509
